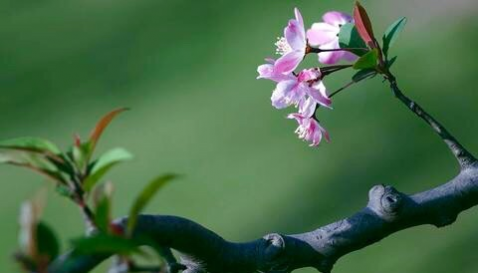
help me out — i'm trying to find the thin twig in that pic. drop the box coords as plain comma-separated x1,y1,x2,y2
384,71,477,169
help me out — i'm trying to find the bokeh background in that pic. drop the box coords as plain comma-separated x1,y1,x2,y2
1,0,478,272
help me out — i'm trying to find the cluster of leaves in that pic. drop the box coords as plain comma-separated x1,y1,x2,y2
339,2,407,82
1,109,177,272
0,108,131,199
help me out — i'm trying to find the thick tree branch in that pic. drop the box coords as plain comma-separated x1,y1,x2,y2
384,71,477,169
49,165,478,273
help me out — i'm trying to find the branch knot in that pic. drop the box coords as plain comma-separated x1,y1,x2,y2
259,233,290,272
368,185,404,219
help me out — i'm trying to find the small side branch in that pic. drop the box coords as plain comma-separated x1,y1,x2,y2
384,71,477,169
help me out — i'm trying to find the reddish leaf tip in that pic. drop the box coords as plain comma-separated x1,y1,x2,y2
353,1,376,47
86,107,130,161
89,107,129,145
74,134,82,147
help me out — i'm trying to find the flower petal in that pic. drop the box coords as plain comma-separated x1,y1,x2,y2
297,68,320,82
258,59,295,82
271,80,297,109
323,11,353,27
299,97,317,118
285,15,306,51
274,50,304,74
307,82,331,108
306,23,338,46
285,21,306,51
343,51,358,62
309,119,327,146
294,8,304,30
257,63,275,79
287,112,304,122
313,81,329,100
318,40,345,64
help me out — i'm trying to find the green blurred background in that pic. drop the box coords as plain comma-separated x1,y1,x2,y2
1,0,477,272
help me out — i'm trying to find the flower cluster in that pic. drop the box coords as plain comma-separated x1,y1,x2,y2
257,8,354,147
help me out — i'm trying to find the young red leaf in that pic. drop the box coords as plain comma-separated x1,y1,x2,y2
353,1,376,48
88,108,129,152
74,134,82,148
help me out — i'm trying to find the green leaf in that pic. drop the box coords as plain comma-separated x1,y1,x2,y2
36,221,60,262
71,144,88,171
0,137,61,155
49,155,76,178
0,137,70,183
352,69,377,82
386,56,398,69
338,23,367,56
382,17,407,57
93,182,114,233
83,148,133,192
71,234,140,255
0,150,52,168
353,49,379,70
94,198,111,233
0,150,66,183
126,174,177,236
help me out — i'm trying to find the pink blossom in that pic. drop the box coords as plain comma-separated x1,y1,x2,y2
306,11,356,64
274,8,307,74
298,96,317,118
288,113,330,147
257,58,294,82
271,68,331,110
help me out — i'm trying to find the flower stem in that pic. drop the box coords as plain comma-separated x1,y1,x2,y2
307,46,369,54
330,81,357,98
321,65,353,76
